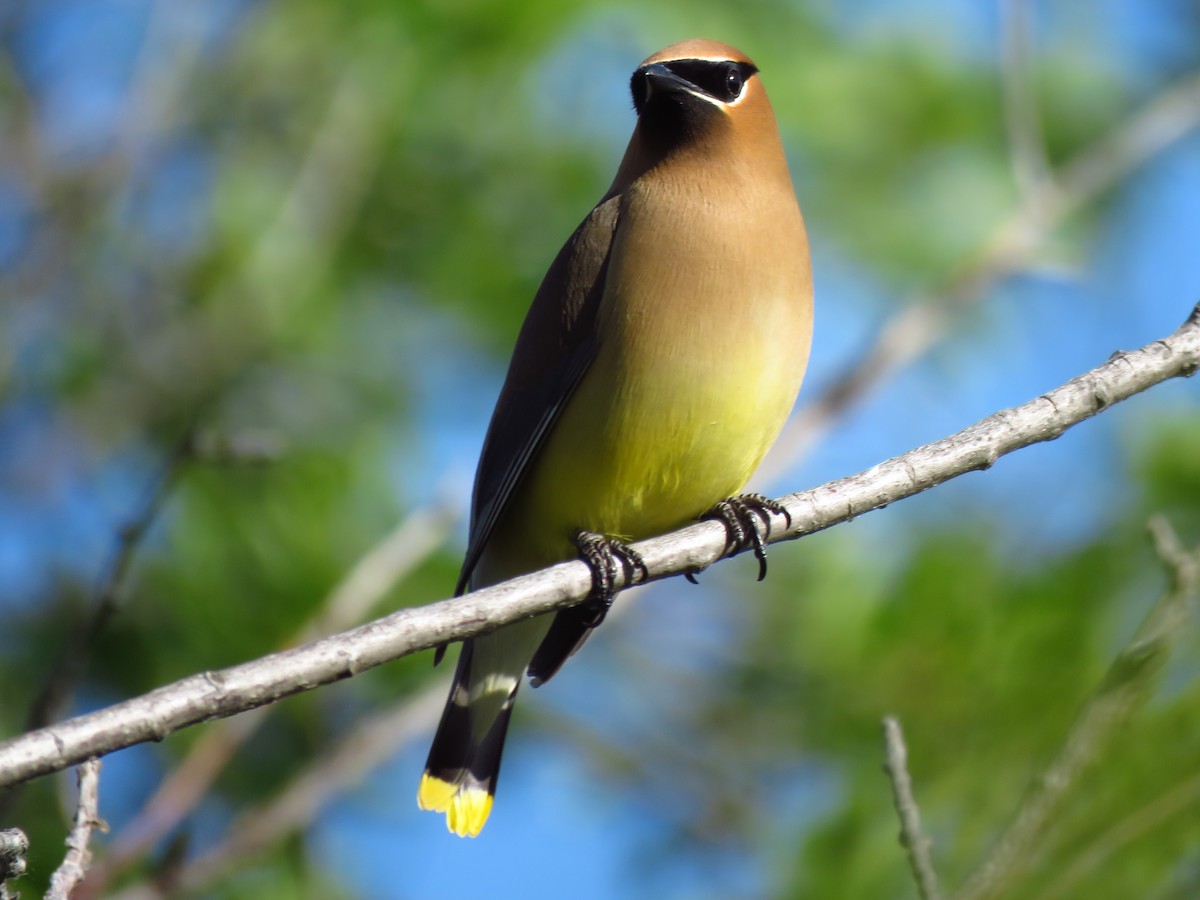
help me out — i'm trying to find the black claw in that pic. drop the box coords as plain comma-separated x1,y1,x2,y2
713,500,747,547
526,533,645,686
572,531,647,627
433,643,447,667
684,570,700,585
747,515,769,581
701,493,789,580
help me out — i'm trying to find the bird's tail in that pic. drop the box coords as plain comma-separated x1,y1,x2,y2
418,618,548,836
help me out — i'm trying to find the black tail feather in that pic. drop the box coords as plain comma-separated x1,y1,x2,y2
422,639,520,799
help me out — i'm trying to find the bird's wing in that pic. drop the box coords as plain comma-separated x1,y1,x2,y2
455,195,621,595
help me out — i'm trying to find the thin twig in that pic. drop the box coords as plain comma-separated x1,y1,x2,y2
72,42,411,471
80,500,457,896
1034,767,1200,900
0,302,1194,789
0,828,28,900
882,717,941,900
45,760,105,900
102,680,450,899
0,427,193,819
0,430,197,820
1000,0,1053,204
955,516,1200,900
23,430,195,737
759,67,1200,483
308,501,460,638
168,679,449,896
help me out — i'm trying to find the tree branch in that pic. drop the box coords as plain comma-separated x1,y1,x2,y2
22,430,195,738
759,66,1200,480
955,516,1200,900
883,716,941,900
1034,768,1200,900
165,679,450,896
0,302,1196,790
0,829,28,900
79,499,456,895
46,760,104,900
1000,0,1053,204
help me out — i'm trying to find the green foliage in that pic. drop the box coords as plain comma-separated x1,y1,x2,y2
1,2,1197,898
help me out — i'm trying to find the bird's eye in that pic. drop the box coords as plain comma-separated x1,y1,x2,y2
723,68,744,101
646,59,757,107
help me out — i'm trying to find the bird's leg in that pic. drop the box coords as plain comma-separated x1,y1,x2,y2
701,493,791,581
524,533,647,687
572,531,648,626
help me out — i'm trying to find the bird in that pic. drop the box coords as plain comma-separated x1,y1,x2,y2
417,38,813,837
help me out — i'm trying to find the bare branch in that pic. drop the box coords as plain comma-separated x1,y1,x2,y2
760,67,1200,481
170,679,449,895
1000,0,1053,203
0,302,1196,791
78,710,266,900
956,516,1200,900
0,829,28,900
102,682,451,899
882,717,941,900
1035,768,1200,900
308,501,459,638
1055,70,1200,213
46,760,105,900
82,500,457,894
22,430,195,735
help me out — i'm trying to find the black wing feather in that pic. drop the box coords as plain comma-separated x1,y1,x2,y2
455,195,621,595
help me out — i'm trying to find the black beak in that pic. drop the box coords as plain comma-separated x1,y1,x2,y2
640,62,694,98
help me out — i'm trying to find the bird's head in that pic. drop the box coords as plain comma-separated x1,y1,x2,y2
615,39,784,183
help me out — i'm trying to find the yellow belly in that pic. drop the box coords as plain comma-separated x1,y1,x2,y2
479,298,808,580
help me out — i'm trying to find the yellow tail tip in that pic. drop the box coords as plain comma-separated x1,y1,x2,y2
447,789,493,837
417,775,494,837
417,774,458,812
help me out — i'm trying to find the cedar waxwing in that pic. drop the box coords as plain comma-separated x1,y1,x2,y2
418,38,813,836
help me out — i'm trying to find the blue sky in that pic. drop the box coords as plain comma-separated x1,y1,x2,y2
2,1,1199,897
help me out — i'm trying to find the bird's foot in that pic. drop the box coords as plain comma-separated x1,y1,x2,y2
701,493,791,581
572,531,648,627
525,533,646,687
